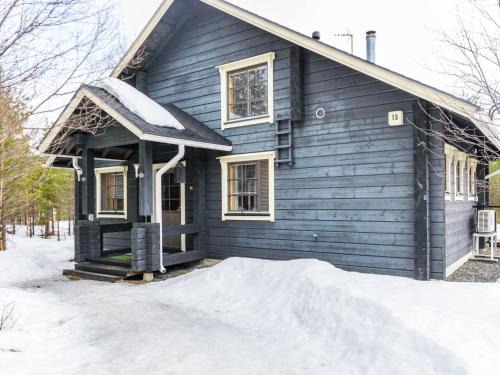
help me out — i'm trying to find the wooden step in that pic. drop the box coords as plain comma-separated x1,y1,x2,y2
63,269,123,283
90,257,131,267
75,262,137,277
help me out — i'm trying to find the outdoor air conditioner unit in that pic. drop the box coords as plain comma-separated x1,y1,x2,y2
477,210,496,233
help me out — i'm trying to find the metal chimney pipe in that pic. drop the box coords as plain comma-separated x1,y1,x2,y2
312,31,321,40
366,30,376,63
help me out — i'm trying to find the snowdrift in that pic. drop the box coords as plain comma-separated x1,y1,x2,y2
157,258,498,375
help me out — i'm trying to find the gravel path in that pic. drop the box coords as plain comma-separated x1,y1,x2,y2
446,259,500,282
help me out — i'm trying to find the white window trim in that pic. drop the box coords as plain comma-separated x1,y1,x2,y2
467,158,478,201
444,144,455,201
95,166,128,219
454,154,467,201
217,52,275,130
218,151,275,222
152,162,186,252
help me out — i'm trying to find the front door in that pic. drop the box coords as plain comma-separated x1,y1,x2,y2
153,165,186,252
162,171,181,251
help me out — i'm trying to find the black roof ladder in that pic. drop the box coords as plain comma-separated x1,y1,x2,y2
275,119,293,167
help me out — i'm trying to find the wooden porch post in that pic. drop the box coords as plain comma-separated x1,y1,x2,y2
193,150,206,252
81,147,95,219
138,140,153,220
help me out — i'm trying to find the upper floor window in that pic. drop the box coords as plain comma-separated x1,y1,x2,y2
218,52,275,129
95,166,127,219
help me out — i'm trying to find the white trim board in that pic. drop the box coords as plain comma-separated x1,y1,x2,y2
38,86,232,156
109,0,486,131
445,251,473,278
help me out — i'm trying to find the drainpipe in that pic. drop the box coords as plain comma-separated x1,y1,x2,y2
72,157,84,181
155,144,185,273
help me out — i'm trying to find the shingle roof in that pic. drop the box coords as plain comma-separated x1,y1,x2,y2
83,84,231,149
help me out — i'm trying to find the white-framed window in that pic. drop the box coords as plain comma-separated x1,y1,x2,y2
95,166,128,219
219,151,275,221
217,52,275,129
467,158,478,201
444,144,454,200
454,153,467,201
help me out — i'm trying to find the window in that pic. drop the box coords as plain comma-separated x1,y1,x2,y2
218,52,275,129
467,158,478,200
228,64,268,121
162,172,180,211
219,151,275,221
455,160,463,195
445,155,453,194
95,166,127,218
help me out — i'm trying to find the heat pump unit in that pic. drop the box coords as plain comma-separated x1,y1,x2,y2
477,210,496,233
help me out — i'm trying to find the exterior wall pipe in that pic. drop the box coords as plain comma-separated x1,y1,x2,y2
366,30,376,63
155,144,185,273
72,157,84,181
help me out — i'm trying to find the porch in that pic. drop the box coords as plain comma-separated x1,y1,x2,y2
39,82,232,280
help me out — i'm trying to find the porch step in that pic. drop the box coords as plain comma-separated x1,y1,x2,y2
75,262,138,277
91,257,131,267
63,269,123,283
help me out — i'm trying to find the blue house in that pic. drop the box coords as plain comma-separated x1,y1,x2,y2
38,0,499,281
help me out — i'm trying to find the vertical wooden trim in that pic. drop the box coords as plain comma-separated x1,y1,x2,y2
413,101,430,280
81,148,95,218
139,141,153,218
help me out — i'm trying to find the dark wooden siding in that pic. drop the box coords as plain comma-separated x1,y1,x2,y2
137,4,452,278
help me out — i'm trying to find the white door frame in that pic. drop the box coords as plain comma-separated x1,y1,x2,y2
152,161,186,252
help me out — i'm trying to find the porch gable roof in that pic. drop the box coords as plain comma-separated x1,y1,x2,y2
39,83,233,156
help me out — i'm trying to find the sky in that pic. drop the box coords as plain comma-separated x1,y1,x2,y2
117,0,471,95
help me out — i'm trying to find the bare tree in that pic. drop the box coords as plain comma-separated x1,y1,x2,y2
0,0,122,117
422,0,500,164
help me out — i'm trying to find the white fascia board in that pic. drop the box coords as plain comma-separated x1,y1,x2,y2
202,0,479,117
40,87,232,154
110,0,480,129
111,0,176,78
140,133,232,151
38,89,86,154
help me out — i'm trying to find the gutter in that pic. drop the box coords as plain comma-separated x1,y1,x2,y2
154,144,185,273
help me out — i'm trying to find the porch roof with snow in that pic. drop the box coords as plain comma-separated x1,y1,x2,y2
39,79,232,164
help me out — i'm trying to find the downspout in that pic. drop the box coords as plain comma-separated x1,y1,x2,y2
72,157,84,181
155,144,185,273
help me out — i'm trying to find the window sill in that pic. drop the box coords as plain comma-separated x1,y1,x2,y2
97,212,127,219
222,115,272,129
467,195,478,202
445,194,452,201
455,195,464,201
223,212,273,222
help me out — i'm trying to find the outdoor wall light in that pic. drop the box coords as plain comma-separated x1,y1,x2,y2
133,163,144,179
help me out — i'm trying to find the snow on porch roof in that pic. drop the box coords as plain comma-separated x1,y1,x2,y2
38,83,232,155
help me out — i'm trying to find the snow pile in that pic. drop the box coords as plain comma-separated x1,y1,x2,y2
1,234,500,375
158,258,498,374
95,77,184,129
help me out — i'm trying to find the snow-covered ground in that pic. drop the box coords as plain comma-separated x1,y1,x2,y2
1,234,500,375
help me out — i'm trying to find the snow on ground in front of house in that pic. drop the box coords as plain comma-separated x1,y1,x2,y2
95,77,184,129
1,235,500,375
